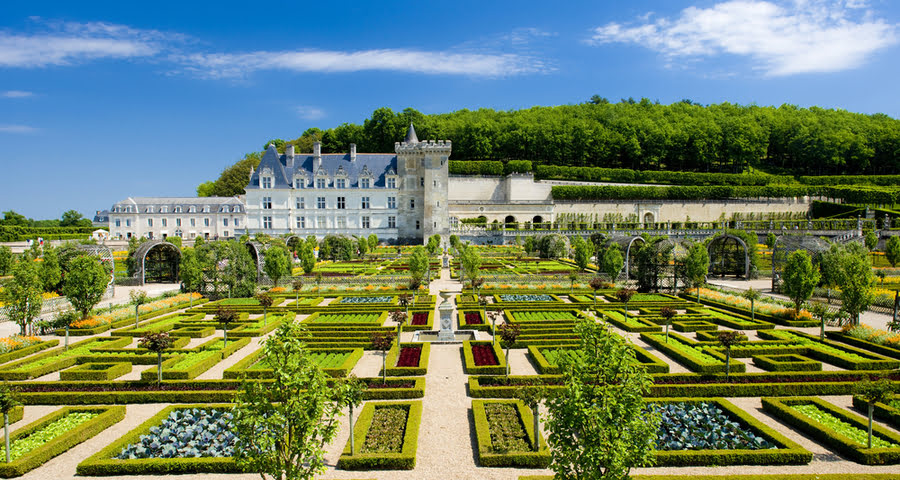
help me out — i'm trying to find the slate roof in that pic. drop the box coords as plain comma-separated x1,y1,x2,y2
247,144,397,189
111,196,243,213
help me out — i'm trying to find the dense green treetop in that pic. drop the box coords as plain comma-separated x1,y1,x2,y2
198,100,900,196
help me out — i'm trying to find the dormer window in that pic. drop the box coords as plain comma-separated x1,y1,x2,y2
160,206,168,213
221,206,230,213
316,178,327,189
387,177,397,189
202,206,210,213
262,177,273,189
174,206,182,213
189,206,196,213
336,179,346,189
146,206,154,213
233,206,241,213
360,178,370,189
294,177,306,189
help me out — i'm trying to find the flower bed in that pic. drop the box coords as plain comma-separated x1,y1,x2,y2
472,344,498,366
69,293,203,332
397,346,421,367
472,399,549,467
0,405,125,477
410,312,428,326
383,343,431,376
338,400,422,470
77,404,242,475
339,296,393,304
465,312,484,325
0,335,43,355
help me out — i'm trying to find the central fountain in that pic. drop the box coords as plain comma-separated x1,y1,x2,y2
412,290,476,344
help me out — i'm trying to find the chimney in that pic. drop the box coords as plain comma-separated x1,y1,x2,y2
313,141,322,169
350,143,357,162
284,144,295,169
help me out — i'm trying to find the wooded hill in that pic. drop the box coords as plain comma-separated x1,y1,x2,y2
197,99,900,197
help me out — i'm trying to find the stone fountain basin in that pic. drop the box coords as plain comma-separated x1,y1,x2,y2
411,330,477,344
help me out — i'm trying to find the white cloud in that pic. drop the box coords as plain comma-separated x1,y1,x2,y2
173,48,546,79
296,106,325,121
589,0,897,76
0,125,38,134
0,19,175,68
1,90,33,98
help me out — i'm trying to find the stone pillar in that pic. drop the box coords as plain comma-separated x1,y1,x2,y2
437,290,455,341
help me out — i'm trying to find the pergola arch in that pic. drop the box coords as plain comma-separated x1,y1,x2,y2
245,241,268,281
285,235,304,253
76,244,116,292
707,233,751,278
134,240,181,285
624,236,645,280
771,235,831,292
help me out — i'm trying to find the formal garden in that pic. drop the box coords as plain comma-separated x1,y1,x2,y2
0,233,898,480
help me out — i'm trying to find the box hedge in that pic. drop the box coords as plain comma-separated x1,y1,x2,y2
752,354,822,372
463,341,508,375
382,342,431,376
60,362,132,381
472,399,549,467
337,400,422,470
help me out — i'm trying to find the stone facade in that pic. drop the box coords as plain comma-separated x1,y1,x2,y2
108,197,245,240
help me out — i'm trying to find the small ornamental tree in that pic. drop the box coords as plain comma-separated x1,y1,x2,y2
390,310,407,338
877,270,887,286
853,377,898,449
568,272,578,292
573,236,593,272
398,293,413,316
233,320,350,480
335,375,366,456
659,306,676,343
809,302,831,341
615,288,636,321
139,332,173,385
367,234,378,251
684,242,710,303
263,245,291,287
717,330,744,382
371,331,395,385
865,230,878,257
0,259,43,336
782,250,820,316
589,277,604,306
255,292,274,326
499,323,521,377
130,289,149,329
299,242,316,275
292,278,303,304
601,243,624,284
0,384,18,463
357,236,368,259
741,287,761,322
516,385,546,452
766,232,777,250
478,294,489,319
215,307,239,349
545,318,659,479
885,236,900,268
0,246,12,276
488,310,502,346
62,255,109,320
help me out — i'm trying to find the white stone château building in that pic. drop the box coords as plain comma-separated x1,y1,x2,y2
244,124,451,244
108,197,245,240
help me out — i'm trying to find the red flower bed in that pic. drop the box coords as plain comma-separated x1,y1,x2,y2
396,346,422,367
471,344,499,366
411,313,428,325
465,313,483,325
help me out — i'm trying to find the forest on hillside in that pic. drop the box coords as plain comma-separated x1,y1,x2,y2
198,98,900,197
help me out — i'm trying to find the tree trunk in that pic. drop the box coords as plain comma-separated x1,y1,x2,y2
65,325,69,351
868,402,874,449
349,404,356,455
665,322,670,343
3,413,8,463
506,346,511,377
135,305,140,329
751,300,755,322
223,328,228,349
382,351,387,385
725,350,731,382
533,404,540,452
157,351,163,385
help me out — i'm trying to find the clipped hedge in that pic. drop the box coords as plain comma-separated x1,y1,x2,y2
463,341,508,375
76,404,242,475
752,354,821,372
472,399,549,467
640,332,745,374
449,160,504,176
224,347,363,379
522,475,900,480
140,337,251,381
0,405,125,477
762,396,900,465
0,337,132,381
337,400,422,470
0,340,59,366
852,395,900,431
60,362,132,381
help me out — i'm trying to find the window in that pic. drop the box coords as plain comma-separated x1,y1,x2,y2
361,197,370,209
125,219,131,227
189,206,196,213
224,218,229,227
434,180,437,187
221,206,229,213
146,206,154,213
115,219,121,227
317,197,326,209
162,219,167,227
420,177,424,187
387,178,396,189
387,196,396,209
176,218,181,227
174,206,182,213
337,197,346,209
416,220,420,230
362,216,370,229
223,231,229,237
262,177,272,189
263,216,272,229
234,218,240,227
148,219,153,227
388,216,396,228
296,197,305,209
337,217,347,229
203,206,210,213
317,216,326,228
262,197,272,209
336,178,346,189
190,219,195,227
360,178,370,188
297,216,305,228
234,206,240,213
204,218,210,227
161,206,168,213
295,179,304,189
316,178,326,189
410,198,415,209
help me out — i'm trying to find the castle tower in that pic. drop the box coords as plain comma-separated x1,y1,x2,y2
395,124,451,244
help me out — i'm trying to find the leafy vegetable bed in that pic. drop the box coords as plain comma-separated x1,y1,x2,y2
116,408,237,459
396,347,421,368
653,402,773,451
791,404,897,448
472,344,499,366
340,296,393,304
512,311,578,322
484,402,530,452
1,412,97,461
362,405,408,454
313,313,380,323
500,294,553,302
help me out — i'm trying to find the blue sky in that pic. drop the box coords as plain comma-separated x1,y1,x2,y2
2,0,899,219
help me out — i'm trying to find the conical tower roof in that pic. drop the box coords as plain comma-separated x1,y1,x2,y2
404,123,418,144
